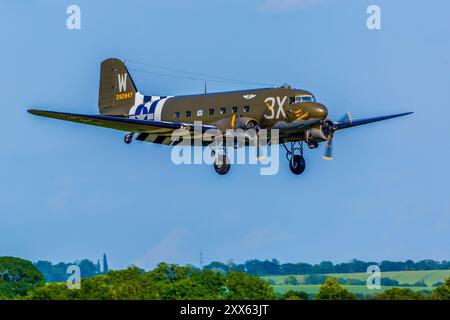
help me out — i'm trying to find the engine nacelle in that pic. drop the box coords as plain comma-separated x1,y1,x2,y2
235,116,259,130
306,119,334,144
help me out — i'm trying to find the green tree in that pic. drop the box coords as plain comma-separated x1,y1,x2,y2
158,270,225,300
78,259,98,278
316,261,334,274
204,261,228,273
225,272,276,300
372,288,426,300
29,267,151,300
432,281,444,287
27,263,278,300
34,260,68,282
102,254,109,274
28,282,73,300
96,260,101,274
282,290,309,300
314,277,357,300
303,274,327,285
142,263,225,300
431,277,450,300
0,257,45,298
284,276,299,285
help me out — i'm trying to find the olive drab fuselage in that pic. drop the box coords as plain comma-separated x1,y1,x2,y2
131,86,329,142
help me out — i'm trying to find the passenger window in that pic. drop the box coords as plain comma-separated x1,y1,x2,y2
243,106,250,112
209,108,214,115
232,106,238,113
197,109,203,117
174,112,180,119
289,97,295,105
220,107,226,114
186,111,191,117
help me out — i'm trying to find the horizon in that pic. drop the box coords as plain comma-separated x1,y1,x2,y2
29,256,450,269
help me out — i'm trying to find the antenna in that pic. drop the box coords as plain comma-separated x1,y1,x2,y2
125,58,278,87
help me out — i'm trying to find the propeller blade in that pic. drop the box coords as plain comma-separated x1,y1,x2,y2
338,112,352,125
323,137,333,160
322,112,350,160
256,145,264,161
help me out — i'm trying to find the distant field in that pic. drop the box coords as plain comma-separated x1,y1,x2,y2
327,270,450,286
262,270,450,296
272,284,430,296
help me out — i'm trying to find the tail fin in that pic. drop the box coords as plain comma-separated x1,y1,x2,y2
98,58,139,116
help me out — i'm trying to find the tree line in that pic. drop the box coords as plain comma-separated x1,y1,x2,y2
204,259,450,276
1,257,450,300
32,258,450,283
34,254,109,282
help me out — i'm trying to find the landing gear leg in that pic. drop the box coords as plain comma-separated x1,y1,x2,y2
211,145,231,175
124,133,134,144
282,141,306,175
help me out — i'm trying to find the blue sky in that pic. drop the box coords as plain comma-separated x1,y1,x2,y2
1,0,449,270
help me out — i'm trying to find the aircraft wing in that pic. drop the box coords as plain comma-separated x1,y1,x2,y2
334,112,413,130
28,109,219,145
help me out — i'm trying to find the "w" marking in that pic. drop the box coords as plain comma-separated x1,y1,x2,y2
118,73,127,92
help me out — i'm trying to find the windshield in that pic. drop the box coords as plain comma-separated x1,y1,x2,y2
295,95,315,103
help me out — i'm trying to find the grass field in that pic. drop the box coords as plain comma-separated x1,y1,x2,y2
327,270,450,286
272,284,430,296
262,270,450,296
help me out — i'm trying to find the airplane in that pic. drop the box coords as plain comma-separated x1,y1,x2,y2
28,58,413,175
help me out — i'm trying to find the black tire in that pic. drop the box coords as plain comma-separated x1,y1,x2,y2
289,155,306,175
214,155,231,175
124,134,133,144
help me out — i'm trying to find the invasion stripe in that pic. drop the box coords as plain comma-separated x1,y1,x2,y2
149,100,159,114
154,97,173,121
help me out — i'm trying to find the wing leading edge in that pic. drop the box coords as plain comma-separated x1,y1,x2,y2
27,109,218,134
334,112,413,130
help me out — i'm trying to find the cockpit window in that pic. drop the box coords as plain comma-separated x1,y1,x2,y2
289,97,295,105
295,95,315,103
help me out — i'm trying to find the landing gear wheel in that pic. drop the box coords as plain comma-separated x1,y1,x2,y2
214,154,231,175
124,133,133,144
289,155,306,175
282,141,307,176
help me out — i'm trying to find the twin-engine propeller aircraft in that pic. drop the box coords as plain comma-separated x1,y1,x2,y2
28,58,412,175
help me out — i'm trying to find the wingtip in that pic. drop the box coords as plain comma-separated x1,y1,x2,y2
28,109,50,116
27,109,42,115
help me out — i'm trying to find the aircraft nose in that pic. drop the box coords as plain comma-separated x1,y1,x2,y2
315,103,328,119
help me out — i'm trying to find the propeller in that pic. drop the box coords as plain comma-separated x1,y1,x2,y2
244,122,266,161
322,112,352,161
